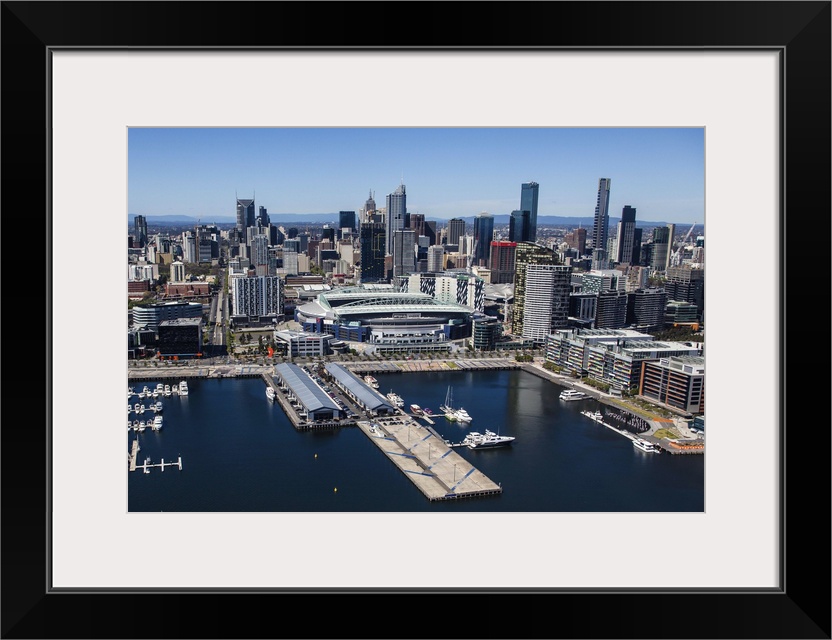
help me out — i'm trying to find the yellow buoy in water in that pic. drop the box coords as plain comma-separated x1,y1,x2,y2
334,487,338,493
314,454,317,459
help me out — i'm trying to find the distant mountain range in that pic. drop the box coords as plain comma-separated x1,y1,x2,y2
129,213,687,228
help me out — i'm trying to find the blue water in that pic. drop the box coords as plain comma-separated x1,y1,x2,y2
128,370,704,512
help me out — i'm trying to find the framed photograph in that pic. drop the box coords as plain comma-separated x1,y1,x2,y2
4,1,829,638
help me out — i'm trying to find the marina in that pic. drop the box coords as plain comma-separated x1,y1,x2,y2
127,368,704,512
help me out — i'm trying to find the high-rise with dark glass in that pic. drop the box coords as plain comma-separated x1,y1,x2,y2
385,183,406,255
446,218,465,247
133,215,148,248
614,205,637,265
520,182,539,242
509,210,530,243
472,212,494,267
339,211,356,236
236,198,255,232
591,178,611,269
258,206,270,227
360,222,386,283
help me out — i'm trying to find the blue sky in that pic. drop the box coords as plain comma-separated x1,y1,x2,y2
128,128,703,223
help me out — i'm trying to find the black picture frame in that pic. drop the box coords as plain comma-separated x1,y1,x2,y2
2,2,829,638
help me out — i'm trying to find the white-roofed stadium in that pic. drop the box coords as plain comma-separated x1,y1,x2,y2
295,285,474,347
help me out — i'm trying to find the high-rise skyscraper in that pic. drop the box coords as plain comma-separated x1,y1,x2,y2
511,242,559,335
520,182,539,242
339,211,356,237
489,241,517,284
392,229,416,278
651,226,672,271
590,178,611,268
614,205,637,265
133,215,148,248
521,264,572,343
258,206,269,227
363,190,377,223
472,212,494,267
385,183,406,255
236,198,255,232
359,222,386,283
446,218,465,246
509,210,530,243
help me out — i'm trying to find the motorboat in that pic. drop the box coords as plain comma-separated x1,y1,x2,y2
164,384,172,397
363,375,379,389
559,389,588,401
410,404,423,415
581,410,605,424
633,438,660,453
454,408,472,423
266,386,276,402
179,380,189,396
152,415,163,431
387,391,404,407
463,429,515,449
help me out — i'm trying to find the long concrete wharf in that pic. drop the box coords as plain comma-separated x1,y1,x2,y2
359,416,502,501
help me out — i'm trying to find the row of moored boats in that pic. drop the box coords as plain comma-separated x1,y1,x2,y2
129,381,188,399
127,381,188,432
580,409,660,453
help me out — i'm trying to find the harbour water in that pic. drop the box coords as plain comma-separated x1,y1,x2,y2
128,369,704,512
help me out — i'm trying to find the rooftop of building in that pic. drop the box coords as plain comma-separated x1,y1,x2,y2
274,363,340,413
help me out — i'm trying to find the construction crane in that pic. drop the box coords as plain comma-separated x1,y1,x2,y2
670,221,697,267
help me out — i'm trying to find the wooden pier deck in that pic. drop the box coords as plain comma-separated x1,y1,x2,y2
359,417,502,501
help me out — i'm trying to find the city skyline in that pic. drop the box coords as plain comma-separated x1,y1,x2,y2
128,128,704,224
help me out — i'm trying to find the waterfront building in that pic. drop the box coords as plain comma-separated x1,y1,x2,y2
586,339,703,392
132,300,203,331
470,315,502,351
510,242,559,336
361,222,387,282
274,363,341,421
521,264,572,344
472,212,494,267
231,274,284,320
273,330,334,358
520,181,540,243
323,364,396,415
236,198,255,232
589,178,611,269
133,215,148,248
489,241,517,284
640,355,705,415
385,182,406,255
156,317,203,358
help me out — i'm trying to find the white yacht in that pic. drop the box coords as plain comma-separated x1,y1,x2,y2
266,385,276,402
559,389,588,401
164,384,172,397
179,380,189,396
387,391,404,408
152,415,163,431
463,429,515,449
363,375,379,389
633,438,660,453
454,407,473,423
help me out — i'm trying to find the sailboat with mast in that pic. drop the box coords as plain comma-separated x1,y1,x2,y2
439,386,472,423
